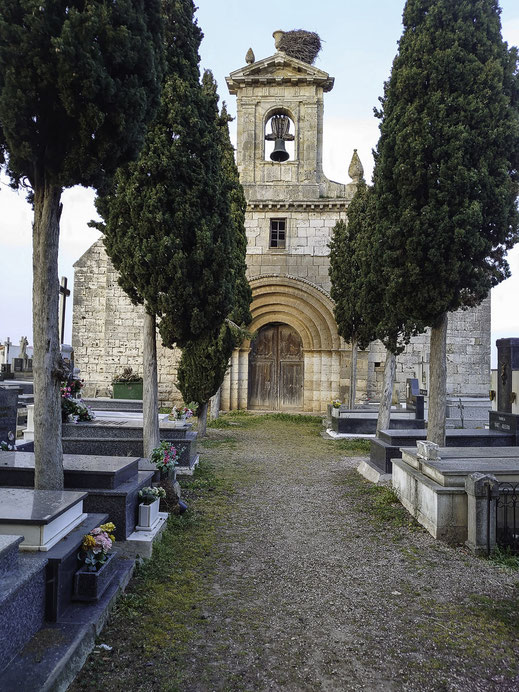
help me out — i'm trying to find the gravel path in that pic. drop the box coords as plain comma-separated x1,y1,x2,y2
179,418,519,691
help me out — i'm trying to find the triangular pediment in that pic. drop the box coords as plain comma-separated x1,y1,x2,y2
226,52,334,93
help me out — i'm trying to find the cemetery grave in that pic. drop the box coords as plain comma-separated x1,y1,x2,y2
392,442,519,551
59,415,199,473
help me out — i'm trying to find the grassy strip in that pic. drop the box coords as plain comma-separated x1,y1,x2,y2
207,410,323,431
339,470,423,531
70,461,232,691
488,546,519,570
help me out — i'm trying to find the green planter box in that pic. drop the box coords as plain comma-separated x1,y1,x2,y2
112,381,143,400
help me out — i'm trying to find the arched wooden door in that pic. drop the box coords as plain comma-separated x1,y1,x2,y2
248,323,304,410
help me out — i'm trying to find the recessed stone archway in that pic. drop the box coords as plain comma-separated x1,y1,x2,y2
220,275,347,412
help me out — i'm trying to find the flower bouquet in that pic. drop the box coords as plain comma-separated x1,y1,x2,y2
149,441,178,472
78,522,116,572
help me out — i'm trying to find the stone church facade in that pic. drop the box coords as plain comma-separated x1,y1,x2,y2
72,36,491,410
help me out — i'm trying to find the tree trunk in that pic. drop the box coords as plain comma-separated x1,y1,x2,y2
210,387,221,420
427,312,448,447
349,339,358,409
198,401,208,438
33,178,64,490
376,349,396,436
143,310,160,458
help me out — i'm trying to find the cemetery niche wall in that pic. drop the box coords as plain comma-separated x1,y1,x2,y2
72,31,491,412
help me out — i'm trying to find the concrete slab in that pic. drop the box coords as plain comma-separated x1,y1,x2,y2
0,451,140,489
357,459,392,485
0,489,87,551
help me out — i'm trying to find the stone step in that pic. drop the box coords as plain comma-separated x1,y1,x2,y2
371,428,517,474
62,433,198,469
331,416,425,435
83,397,143,412
62,419,192,440
0,537,47,673
0,452,141,490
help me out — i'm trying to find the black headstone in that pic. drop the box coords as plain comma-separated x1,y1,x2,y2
405,378,424,420
496,338,519,413
0,388,18,445
13,359,23,373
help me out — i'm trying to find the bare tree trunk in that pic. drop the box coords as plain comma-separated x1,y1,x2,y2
33,179,64,490
143,311,160,458
198,401,208,438
427,312,448,446
376,349,396,436
210,387,221,420
349,338,358,409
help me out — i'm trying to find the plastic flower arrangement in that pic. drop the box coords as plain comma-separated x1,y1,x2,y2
138,486,166,505
61,377,94,422
331,399,342,409
150,441,178,471
79,522,116,572
168,404,194,421
0,431,15,451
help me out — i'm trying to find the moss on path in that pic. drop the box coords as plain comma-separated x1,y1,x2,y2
71,413,519,691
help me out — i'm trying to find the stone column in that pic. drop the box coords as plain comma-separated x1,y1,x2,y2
221,366,232,412
230,349,240,410
238,349,249,409
465,473,500,555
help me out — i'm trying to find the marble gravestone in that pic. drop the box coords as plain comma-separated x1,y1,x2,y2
489,338,519,444
0,388,18,446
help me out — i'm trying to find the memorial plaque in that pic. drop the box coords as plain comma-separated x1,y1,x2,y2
496,338,519,413
489,410,519,440
0,388,18,446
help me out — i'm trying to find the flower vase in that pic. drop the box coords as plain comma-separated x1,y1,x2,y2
73,552,118,602
136,498,160,531
170,416,186,428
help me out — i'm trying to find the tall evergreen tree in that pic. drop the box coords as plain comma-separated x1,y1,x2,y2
94,2,237,454
329,181,377,407
372,0,519,444
0,0,163,488
177,97,252,436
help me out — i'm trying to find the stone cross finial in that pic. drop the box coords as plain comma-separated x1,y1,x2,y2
417,440,440,460
348,149,364,183
245,48,255,64
273,30,285,50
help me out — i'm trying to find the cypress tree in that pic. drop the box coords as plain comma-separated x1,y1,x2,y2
177,98,252,435
372,0,519,444
0,0,163,488
95,3,238,453
329,181,377,407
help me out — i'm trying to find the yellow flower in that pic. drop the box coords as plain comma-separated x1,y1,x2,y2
100,522,115,533
82,534,96,549
109,534,115,542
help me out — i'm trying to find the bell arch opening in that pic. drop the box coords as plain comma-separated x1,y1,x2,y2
264,109,296,162
248,322,304,410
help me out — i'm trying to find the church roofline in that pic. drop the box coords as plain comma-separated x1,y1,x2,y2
226,51,334,94
246,199,350,210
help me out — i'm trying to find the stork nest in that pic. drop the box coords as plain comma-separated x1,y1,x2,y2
278,30,322,64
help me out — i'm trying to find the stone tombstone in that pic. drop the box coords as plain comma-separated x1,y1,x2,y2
0,388,18,445
496,338,519,413
405,378,424,419
13,359,23,373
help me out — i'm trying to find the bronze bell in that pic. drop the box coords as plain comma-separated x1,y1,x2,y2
266,114,294,162
271,139,289,162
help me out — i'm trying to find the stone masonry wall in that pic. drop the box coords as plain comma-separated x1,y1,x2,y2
73,239,183,407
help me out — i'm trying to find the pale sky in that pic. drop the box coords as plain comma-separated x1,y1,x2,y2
1,0,519,368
